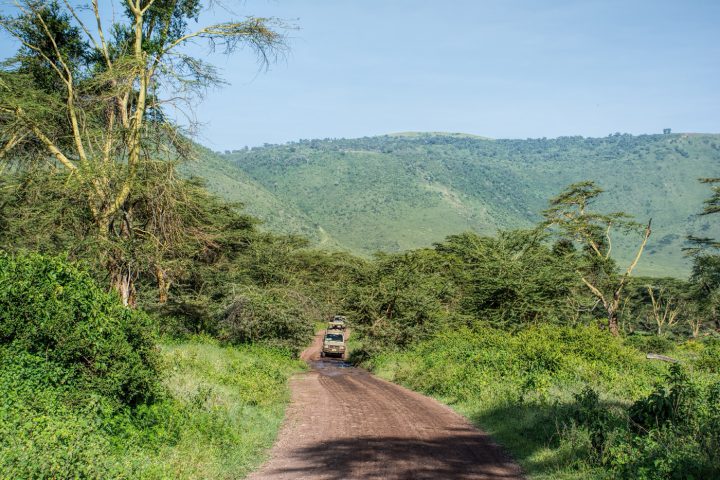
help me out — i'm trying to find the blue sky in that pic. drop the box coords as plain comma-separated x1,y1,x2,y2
2,1,719,149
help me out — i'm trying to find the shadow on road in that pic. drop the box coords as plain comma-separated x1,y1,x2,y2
270,432,523,479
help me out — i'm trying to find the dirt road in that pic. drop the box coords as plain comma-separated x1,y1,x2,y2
248,332,524,480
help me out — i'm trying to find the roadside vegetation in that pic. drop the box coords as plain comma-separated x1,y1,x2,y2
344,181,720,479
0,252,304,478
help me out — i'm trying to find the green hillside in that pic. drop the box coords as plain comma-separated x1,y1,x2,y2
209,133,720,277
181,146,341,248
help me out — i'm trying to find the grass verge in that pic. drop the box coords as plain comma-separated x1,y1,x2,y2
0,336,304,479
362,325,719,480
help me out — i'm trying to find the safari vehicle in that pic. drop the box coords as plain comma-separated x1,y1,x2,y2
321,330,346,358
327,317,346,331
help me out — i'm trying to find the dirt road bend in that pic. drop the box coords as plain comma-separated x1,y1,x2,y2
248,332,524,480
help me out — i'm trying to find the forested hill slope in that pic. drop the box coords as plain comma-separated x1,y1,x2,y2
207,132,720,277
181,146,341,248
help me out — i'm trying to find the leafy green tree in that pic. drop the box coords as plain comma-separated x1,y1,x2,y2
686,179,720,334
687,178,720,252
689,256,720,333
0,165,259,308
543,181,651,335
0,0,287,303
435,230,583,326
345,249,457,353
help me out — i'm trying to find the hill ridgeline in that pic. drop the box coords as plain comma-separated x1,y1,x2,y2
185,132,720,277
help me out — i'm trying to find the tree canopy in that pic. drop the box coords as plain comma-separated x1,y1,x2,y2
0,0,288,303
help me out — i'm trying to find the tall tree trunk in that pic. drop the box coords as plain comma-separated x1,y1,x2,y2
112,268,136,307
608,307,620,336
156,265,170,304
99,213,136,307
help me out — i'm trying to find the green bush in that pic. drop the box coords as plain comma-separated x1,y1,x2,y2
696,338,720,373
568,387,613,463
368,324,655,405
624,334,675,354
0,339,305,479
0,345,130,478
607,365,720,479
0,251,159,405
218,286,314,353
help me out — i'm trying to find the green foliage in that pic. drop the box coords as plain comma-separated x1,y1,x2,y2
695,339,720,373
699,177,720,216
216,133,720,277
629,364,695,431
0,339,303,479
624,334,676,354
687,177,720,252
568,387,613,463
608,366,720,479
620,277,693,336
365,325,719,479
686,254,720,334
218,287,315,353
369,325,653,400
346,248,457,355
437,230,582,325
0,251,159,405
0,169,94,256
0,345,128,478
346,231,589,356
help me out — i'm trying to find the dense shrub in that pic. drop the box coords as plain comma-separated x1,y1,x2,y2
0,252,159,405
218,286,314,353
0,345,128,478
607,365,720,479
0,339,304,479
624,334,675,354
566,386,617,464
695,338,720,373
366,324,655,406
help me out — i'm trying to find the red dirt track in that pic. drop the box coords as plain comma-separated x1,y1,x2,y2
248,332,524,480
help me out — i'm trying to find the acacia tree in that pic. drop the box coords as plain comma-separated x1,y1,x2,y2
686,178,720,333
645,285,682,336
0,1,286,304
687,178,720,252
543,181,651,336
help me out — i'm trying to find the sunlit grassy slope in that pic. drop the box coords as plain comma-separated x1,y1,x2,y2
181,146,341,247
193,133,720,277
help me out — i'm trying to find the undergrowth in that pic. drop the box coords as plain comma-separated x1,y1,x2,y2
362,325,720,480
0,338,303,479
